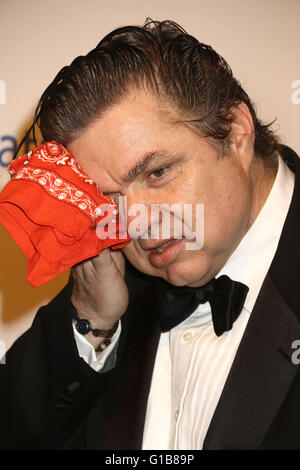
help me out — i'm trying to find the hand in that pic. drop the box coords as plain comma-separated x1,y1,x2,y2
71,248,129,349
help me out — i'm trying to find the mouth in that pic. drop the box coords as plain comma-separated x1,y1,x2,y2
142,238,176,253
152,239,178,253
146,238,186,267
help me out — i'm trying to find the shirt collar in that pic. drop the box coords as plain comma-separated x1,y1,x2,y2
216,153,295,313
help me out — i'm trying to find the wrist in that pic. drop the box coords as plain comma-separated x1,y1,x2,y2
71,296,120,330
70,301,119,352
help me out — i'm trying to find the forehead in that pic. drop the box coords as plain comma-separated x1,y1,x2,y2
67,90,185,189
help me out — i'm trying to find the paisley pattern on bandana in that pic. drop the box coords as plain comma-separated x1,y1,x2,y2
0,141,131,286
30,141,95,185
13,166,101,219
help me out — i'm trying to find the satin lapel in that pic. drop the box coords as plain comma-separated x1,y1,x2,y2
203,274,300,449
203,144,300,449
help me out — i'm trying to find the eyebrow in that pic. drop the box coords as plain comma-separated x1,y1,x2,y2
124,150,176,181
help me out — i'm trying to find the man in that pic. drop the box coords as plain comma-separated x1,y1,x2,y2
0,18,300,450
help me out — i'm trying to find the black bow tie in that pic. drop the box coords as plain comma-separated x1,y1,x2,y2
154,275,249,336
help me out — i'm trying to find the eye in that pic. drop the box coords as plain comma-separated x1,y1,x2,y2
149,167,168,179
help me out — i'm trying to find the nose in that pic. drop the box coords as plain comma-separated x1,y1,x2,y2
121,189,149,240
121,186,181,242
119,187,162,241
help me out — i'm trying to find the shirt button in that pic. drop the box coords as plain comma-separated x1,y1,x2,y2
183,331,192,342
174,409,179,420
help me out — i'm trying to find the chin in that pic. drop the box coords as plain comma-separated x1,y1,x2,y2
160,256,213,287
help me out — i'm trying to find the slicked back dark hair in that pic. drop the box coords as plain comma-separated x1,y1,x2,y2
16,18,280,163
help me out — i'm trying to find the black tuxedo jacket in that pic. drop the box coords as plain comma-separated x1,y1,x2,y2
1,144,300,450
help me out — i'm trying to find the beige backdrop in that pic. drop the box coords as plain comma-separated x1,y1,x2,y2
0,0,299,352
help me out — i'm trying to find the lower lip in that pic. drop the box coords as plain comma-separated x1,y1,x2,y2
148,238,185,267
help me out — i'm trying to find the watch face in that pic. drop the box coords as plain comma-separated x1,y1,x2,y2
76,318,92,335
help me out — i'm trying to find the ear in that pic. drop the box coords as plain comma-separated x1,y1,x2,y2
228,101,255,172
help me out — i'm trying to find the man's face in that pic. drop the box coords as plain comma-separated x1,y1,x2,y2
68,89,254,287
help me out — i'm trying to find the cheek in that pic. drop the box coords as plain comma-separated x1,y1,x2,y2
203,171,252,254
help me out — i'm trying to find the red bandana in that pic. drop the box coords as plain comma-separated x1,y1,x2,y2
0,141,131,286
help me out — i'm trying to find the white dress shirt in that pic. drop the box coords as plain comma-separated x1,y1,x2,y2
74,153,295,450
